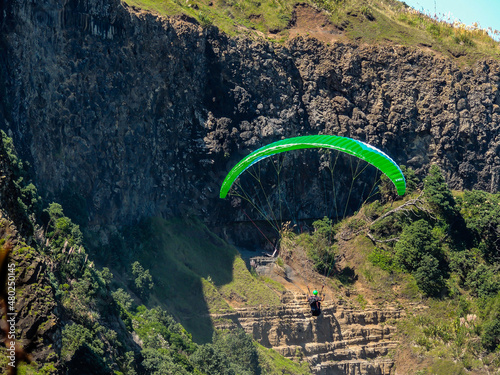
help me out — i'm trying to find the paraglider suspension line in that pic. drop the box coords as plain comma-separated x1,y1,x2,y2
242,209,277,255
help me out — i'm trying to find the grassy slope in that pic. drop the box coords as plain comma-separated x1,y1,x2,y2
125,0,297,35
256,343,312,375
331,195,500,373
275,186,500,373
123,0,500,63
129,217,282,343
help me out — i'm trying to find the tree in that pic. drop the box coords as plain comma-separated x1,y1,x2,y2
112,288,134,311
413,254,444,297
190,343,234,375
423,164,457,218
141,348,190,375
213,329,261,375
395,220,440,272
61,324,104,362
481,316,500,352
131,261,154,300
306,217,337,274
464,264,500,299
401,165,419,194
459,190,500,262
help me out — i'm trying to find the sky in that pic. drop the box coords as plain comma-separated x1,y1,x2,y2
402,0,500,38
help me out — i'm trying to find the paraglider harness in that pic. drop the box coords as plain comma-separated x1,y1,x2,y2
307,286,324,317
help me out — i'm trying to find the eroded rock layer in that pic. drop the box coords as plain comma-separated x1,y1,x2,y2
214,292,404,374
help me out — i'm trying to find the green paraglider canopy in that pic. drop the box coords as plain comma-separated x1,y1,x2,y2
220,135,406,198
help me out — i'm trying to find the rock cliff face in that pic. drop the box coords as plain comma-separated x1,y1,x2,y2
214,290,404,374
2,0,500,233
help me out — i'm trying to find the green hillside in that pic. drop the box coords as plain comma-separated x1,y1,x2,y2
277,165,500,373
123,0,500,62
112,216,283,343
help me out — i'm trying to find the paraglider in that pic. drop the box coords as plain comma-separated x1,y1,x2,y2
219,135,405,319
307,287,324,317
220,135,406,199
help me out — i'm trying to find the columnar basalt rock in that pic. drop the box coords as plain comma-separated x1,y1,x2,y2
2,0,500,230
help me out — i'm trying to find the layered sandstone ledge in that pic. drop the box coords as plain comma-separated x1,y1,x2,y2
213,291,404,374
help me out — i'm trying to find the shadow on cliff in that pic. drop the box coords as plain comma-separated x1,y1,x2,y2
119,216,237,343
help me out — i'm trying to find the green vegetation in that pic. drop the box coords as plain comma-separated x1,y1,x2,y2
116,291,311,374
131,261,154,300
122,0,500,62
294,217,337,275
219,256,283,307
371,167,500,370
192,329,260,375
256,343,312,374
1,198,308,374
281,164,500,371
4,124,500,373
51,211,297,372
101,216,281,342
125,0,295,36
394,219,445,297
0,130,41,228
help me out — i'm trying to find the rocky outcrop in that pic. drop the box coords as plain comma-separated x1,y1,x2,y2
214,291,404,374
13,242,61,368
0,133,61,369
1,0,500,234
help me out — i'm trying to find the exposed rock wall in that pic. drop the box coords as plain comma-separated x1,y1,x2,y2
1,0,500,230
214,292,404,374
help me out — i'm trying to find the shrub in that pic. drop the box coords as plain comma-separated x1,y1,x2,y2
191,329,260,375
142,348,190,375
297,217,337,275
413,254,445,297
395,220,442,272
61,324,104,362
464,264,500,299
481,315,500,351
459,190,500,262
112,288,134,311
394,219,446,296
213,329,260,375
368,247,397,272
401,165,420,194
190,343,233,375
448,249,480,285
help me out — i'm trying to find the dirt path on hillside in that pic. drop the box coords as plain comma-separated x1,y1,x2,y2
285,4,345,44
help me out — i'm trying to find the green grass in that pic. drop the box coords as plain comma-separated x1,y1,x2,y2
219,256,282,306
129,216,280,342
123,0,500,63
124,0,298,36
255,343,312,375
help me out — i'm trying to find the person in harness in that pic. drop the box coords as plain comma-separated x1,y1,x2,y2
307,286,324,316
